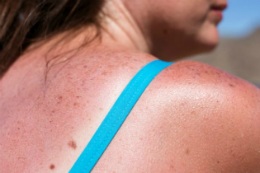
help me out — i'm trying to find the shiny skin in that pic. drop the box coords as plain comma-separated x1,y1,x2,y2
1,47,260,172
1,0,260,172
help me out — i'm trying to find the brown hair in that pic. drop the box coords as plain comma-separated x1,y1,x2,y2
0,0,105,77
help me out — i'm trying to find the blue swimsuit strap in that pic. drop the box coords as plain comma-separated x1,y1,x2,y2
69,60,173,173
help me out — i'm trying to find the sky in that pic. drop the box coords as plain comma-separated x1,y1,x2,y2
218,0,260,38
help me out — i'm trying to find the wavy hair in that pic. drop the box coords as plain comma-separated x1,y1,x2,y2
0,0,105,77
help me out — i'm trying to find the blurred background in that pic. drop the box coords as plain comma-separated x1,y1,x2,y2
190,0,260,88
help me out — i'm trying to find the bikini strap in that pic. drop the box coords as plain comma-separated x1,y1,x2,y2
69,60,173,173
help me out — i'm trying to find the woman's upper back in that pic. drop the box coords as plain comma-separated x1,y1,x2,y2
1,44,260,172
2,0,260,172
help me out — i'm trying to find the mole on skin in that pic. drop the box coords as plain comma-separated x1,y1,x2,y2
57,95,63,104
68,140,77,150
73,102,79,107
49,164,55,170
185,148,190,155
229,83,235,88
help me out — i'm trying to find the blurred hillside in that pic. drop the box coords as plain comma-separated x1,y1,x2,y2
190,28,260,88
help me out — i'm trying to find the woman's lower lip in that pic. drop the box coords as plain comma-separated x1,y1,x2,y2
210,10,223,22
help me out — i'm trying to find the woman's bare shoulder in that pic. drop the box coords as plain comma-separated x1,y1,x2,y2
90,59,260,172
1,49,260,172
152,60,260,106
137,60,260,172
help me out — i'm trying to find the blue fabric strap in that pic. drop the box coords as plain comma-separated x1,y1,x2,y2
69,60,173,173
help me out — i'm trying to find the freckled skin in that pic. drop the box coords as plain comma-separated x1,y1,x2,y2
0,0,259,172
1,48,260,172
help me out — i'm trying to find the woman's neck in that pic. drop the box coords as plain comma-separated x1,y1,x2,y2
100,0,150,53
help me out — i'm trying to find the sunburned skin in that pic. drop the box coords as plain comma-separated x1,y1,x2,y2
1,47,260,172
1,0,260,172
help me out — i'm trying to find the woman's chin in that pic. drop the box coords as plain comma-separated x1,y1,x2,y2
152,26,220,61
195,26,220,53
201,39,219,53
177,26,220,58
